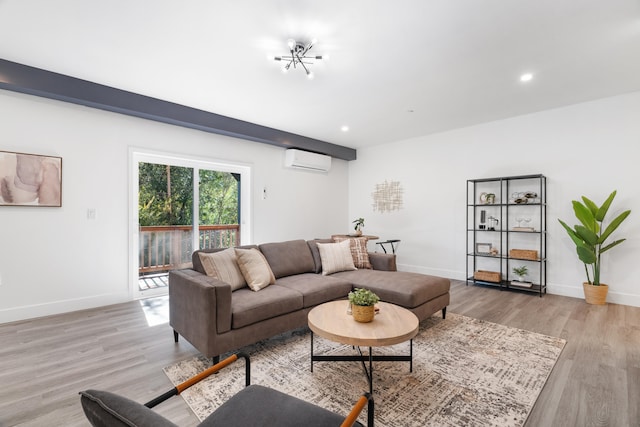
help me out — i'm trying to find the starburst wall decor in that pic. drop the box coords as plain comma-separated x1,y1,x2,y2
372,180,403,213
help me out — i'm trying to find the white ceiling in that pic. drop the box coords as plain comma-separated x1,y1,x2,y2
1,0,639,150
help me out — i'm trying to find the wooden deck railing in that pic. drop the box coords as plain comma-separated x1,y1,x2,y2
139,224,240,274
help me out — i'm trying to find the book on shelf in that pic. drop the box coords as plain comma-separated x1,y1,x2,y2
512,226,535,232
510,281,533,288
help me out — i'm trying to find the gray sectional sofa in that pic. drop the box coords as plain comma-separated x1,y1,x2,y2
169,238,450,361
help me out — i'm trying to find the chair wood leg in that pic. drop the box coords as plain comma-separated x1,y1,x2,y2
173,330,179,342
442,307,447,319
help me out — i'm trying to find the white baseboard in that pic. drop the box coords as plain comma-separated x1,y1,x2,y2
0,292,130,324
401,265,640,308
550,283,640,307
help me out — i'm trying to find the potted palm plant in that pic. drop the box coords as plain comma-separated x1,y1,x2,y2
348,288,380,322
558,190,631,304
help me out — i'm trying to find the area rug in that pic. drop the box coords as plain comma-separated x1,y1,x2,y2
164,313,565,427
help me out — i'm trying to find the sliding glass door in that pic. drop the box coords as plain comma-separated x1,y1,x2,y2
130,150,250,299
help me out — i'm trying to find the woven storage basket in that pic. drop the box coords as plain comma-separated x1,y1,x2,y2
474,270,501,283
351,304,375,323
509,249,538,260
583,283,608,305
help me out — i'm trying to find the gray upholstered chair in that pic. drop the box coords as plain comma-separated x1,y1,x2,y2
80,353,374,427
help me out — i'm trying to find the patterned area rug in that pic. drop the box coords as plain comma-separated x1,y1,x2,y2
164,313,565,427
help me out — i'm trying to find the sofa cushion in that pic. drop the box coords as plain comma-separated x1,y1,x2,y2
80,389,179,427
198,248,247,291
231,285,303,329
259,240,315,279
332,236,372,269
330,269,450,308
307,239,333,274
317,240,357,275
235,248,276,291
275,273,353,308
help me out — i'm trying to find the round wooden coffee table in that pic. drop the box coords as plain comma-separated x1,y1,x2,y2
308,300,419,394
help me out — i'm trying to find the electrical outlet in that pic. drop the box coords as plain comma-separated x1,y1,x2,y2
262,187,267,200
87,208,96,220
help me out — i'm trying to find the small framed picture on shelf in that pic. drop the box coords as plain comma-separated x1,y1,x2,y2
475,243,492,254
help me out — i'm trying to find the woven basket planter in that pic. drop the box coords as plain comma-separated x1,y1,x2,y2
352,304,375,323
583,282,608,305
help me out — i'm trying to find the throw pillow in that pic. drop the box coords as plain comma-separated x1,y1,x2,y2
332,236,373,269
198,248,247,291
235,248,276,291
317,239,357,275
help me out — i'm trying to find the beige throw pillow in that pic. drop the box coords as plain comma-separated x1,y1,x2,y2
198,248,247,291
317,239,357,275
332,236,373,269
235,248,276,291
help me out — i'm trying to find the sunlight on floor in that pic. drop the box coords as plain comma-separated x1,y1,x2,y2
140,295,169,327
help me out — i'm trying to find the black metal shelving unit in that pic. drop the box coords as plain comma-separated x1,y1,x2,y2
466,174,547,297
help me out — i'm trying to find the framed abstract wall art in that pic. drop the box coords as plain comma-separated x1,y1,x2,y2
0,151,62,207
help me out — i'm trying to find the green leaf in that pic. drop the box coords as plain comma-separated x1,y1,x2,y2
576,245,597,264
599,210,631,244
600,238,626,254
595,190,616,222
573,201,597,232
582,196,599,216
574,225,598,247
558,219,586,247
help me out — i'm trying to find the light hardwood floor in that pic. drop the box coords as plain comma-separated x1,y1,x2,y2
1,281,638,427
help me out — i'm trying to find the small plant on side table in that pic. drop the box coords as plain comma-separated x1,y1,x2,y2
352,217,365,236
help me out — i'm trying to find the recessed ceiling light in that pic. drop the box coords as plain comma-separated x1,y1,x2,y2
340,125,349,132
520,73,534,82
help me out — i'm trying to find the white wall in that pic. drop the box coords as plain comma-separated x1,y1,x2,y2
0,90,349,323
349,91,640,307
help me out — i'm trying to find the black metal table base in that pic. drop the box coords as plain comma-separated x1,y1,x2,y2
310,331,413,394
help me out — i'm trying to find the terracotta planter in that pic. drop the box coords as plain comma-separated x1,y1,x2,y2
583,282,608,305
352,304,375,323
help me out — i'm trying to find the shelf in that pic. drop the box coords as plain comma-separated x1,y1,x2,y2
466,278,547,294
466,174,547,298
468,202,546,207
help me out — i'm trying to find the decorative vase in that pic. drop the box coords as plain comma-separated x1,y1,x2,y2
351,304,375,323
583,282,608,305
353,229,362,236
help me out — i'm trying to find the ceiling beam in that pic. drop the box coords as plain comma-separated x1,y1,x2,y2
0,58,357,161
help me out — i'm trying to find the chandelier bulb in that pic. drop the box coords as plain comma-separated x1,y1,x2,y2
307,71,314,80
287,39,295,49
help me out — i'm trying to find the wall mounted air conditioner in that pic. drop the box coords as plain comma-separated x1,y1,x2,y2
284,149,332,172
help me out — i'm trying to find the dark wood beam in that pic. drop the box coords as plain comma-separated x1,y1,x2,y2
0,58,357,161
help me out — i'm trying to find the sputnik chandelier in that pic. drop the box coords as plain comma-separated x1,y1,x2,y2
274,39,323,79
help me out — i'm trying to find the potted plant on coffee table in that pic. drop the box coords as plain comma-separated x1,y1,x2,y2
558,190,631,305
348,288,380,323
